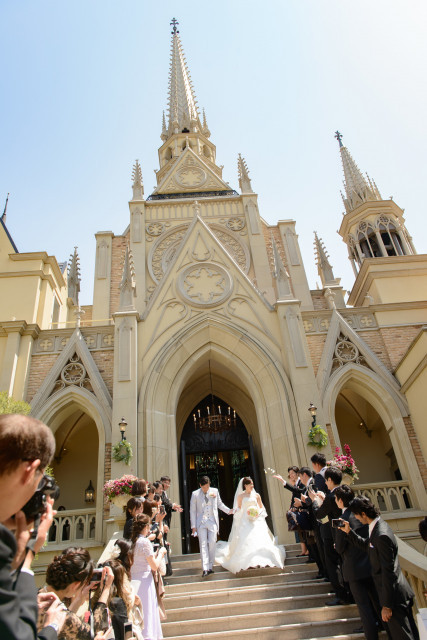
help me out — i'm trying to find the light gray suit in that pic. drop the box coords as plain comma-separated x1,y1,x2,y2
190,487,232,571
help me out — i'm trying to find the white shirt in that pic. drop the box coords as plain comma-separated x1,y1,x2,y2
368,516,380,538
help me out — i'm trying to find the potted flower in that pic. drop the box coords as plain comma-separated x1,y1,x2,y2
103,474,138,509
328,444,359,484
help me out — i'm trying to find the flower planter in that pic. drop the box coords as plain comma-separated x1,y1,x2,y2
342,473,355,486
110,494,130,510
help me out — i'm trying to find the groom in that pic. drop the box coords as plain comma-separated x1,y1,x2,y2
190,476,234,577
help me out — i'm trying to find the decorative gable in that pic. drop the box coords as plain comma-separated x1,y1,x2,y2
153,147,232,195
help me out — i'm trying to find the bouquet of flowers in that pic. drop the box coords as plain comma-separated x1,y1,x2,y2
247,506,260,521
328,444,359,480
103,474,138,502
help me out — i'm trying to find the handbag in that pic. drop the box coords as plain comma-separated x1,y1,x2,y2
156,548,167,576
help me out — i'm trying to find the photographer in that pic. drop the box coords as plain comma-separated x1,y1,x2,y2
0,414,66,640
44,547,114,639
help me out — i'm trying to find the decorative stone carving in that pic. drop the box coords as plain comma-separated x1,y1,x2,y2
303,312,377,334
178,263,232,307
52,354,93,394
146,222,164,237
226,217,245,232
332,333,368,372
35,331,114,354
148,224,250,283
175,164,207,189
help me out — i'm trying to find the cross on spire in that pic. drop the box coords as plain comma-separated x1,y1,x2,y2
335,130,343,148
170,17,179,34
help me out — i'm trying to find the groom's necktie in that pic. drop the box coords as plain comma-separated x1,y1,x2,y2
204,494,208,504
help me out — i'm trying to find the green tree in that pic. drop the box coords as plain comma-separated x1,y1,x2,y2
0,391,31,415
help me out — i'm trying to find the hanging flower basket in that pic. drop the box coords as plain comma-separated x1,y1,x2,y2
307,425,328,449
103,474,138,510
112,440,133,466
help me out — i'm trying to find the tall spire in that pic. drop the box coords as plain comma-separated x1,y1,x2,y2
1,193,9,222
119,244,136,309
167,18,200,137
237,154,254,194
131,160,144,200
335,131,381,214
67,246,81,306
314,232,336,286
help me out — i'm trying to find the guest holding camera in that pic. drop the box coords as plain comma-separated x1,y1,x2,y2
340,496,419,640
334,486,380,640
44,547,114,639
310,466,349,606
0,414,66,640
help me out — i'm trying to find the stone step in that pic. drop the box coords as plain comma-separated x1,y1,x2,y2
162,614,361,639
165,592,339,622
164,580,332,609
165,563,315,585
164,569,321,594
170,554,308,574
170,544,301,564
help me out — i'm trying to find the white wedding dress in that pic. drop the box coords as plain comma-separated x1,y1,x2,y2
215,482,285,574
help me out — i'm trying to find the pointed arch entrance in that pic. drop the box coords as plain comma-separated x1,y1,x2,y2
139,319,302,552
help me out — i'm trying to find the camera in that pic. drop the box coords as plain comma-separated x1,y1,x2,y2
90,568,103,584
331,518,345,529
22,474,60,521
159,505,166,514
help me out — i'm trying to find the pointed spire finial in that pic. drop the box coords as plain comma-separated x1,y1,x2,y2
161,111,168,141
131,160,144,200
314,232,336,287
170,17,179,34
1,193,9,222
119,244,136,309
202,108,211,138
237,154,254,194
68,246,81,306
166,20,200,137
336,133,381,214
334,130,343,148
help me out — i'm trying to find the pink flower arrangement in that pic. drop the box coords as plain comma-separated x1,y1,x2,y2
103,474,138,502
328,444,359,480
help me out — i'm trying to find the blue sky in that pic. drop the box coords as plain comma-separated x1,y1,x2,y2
1,1,426,304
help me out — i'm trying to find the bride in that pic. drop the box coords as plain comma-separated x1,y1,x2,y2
215,477,285,573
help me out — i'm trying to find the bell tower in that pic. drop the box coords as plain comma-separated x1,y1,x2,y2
335,132,425,307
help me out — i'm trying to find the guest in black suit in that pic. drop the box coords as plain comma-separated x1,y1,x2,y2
0,414,66,640
310,452,328,493
310,466,349,605
341,496,419,640
334,485,381,640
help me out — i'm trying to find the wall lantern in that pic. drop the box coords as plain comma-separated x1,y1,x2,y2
119,417,128,441
85,480,95,503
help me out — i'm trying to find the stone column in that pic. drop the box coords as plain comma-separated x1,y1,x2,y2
93,232,114,325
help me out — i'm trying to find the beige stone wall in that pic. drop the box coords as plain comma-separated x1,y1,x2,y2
104,442,112,520
109,235,128,317
357,330,393,370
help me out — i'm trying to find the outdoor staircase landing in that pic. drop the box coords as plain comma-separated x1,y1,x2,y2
162,543,365,639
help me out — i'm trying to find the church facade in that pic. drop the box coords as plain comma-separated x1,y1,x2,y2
1,23,427,553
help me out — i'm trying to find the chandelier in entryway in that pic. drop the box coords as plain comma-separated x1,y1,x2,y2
192,362,237,433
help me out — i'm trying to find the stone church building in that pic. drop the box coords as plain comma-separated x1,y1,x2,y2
1,23,426,556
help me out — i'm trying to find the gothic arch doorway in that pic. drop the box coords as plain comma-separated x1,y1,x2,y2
335,388,396,483
180,393,260,553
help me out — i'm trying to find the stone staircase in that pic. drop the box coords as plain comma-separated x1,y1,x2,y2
161,544,365,640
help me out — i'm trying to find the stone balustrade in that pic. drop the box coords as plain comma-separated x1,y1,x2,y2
353,480,416,513
47,508,97,546
397,537,427,611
